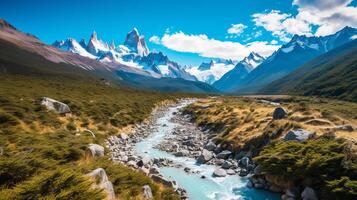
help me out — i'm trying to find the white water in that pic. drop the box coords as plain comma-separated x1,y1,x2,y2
134,102,280,200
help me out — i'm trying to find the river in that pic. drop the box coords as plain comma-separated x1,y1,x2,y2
134,101,280,200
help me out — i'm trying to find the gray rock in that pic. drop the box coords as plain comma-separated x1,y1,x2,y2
238,156,250,168
221,160,233,169
120,133,129,140
127,160,137,168
86,168,115,199
149,167,160,174
301,187,318,200
286,187,300,198
184,167,191,173
239,169,249,177
226,169,236,175
87,144,104,157
335,124,354,132
40,97,70,114
137,157,151,167
174,149,189,157
213,168,227,177
150,174,176,188
204,141,217,151
216,150,232,159
247,180,253,188
284,129,314,142
142,185,153,199
235,151,247,160
273,107,287,119
197,149,213,164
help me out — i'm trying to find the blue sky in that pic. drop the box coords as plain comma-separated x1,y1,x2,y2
1,0,356,65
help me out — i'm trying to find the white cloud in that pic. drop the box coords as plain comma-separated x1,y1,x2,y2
227,23,247,35
252,10,312,41
149,35,161,44
159,31,280,60
293,0,352,11
254,0,357,39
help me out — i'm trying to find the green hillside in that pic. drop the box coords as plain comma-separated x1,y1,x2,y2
260,40,357,102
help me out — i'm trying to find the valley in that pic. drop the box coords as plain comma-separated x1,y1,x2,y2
0,0,357,199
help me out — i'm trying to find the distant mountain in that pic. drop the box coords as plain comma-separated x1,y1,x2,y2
0,19,215,93
213,52,265,91
186,59,236,84
260,39,357,102
229,26,357,94
53,28,196,81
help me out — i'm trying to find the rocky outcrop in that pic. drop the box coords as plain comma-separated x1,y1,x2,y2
301,187,318,200
86,168,115,200
87,144,104,158
40,97,70,114
142,185,153,199
284,129,314,142
273,107,287,119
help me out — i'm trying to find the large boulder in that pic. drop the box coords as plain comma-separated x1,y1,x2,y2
301,187,318,200
216,150,232,159
273,107,287,119
150,174,177,188
87,144,105,157
204,141,217,151
284,129,314,142
238,156,250,168
86,168,115,199
221,160,233,169
197,149,213,164
40,97,70,114
213,168,227,177
142,185,153,199
137,156,151,167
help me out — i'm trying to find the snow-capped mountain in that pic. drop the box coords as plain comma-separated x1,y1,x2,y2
226,26,357,93
213,52,265,90
52,28,195,81
186,59,236,84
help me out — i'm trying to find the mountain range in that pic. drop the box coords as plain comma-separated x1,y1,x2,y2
216,26,357,93
0,19,216,93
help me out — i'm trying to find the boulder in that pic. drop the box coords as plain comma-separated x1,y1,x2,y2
226,169,236,175
284,129,314,142
221,160,233,169
253,165,262,175
149,167,160,174
197,149,213,164
142,185,153,199
87,144,105,157
273,107,287,119
216,150,232,159
40,97,70,114
239,169,249,177
301,187,318,200
204,141,217,151
285,187,300,199
213,168,226,177
120,133,129,140
174,149,189,157
150,174,176,188
238,156,250,168
137,157,151,167
86,168,115,199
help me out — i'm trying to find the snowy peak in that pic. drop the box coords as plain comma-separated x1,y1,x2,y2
124,28,149,56
87,31,109,55
52,38,96,59
241,52,265,69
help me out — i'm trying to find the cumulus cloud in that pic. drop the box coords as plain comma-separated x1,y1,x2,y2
293,0,352,11
254,0,357,39
227,23,247,35
252,10,312,41
149,35,161,44
159,31,279,60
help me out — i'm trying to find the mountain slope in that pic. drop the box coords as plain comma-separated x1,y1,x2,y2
260,40,357,102
213,52,264,91
230,27,357,94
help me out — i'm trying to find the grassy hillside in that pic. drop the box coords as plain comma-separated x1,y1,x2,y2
261,40,357,102
0,31,195,198
184,96,357,199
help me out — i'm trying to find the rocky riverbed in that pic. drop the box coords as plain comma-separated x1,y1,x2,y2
106,99,280,200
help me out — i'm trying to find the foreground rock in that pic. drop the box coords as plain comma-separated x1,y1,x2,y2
197,149,213,164
40,97,70,114
87,143,104,158
284,129,314,142
273,107,287,119
86,168,115,200
142,185,153,199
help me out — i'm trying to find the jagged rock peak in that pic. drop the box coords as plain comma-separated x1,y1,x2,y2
0,19,17,30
